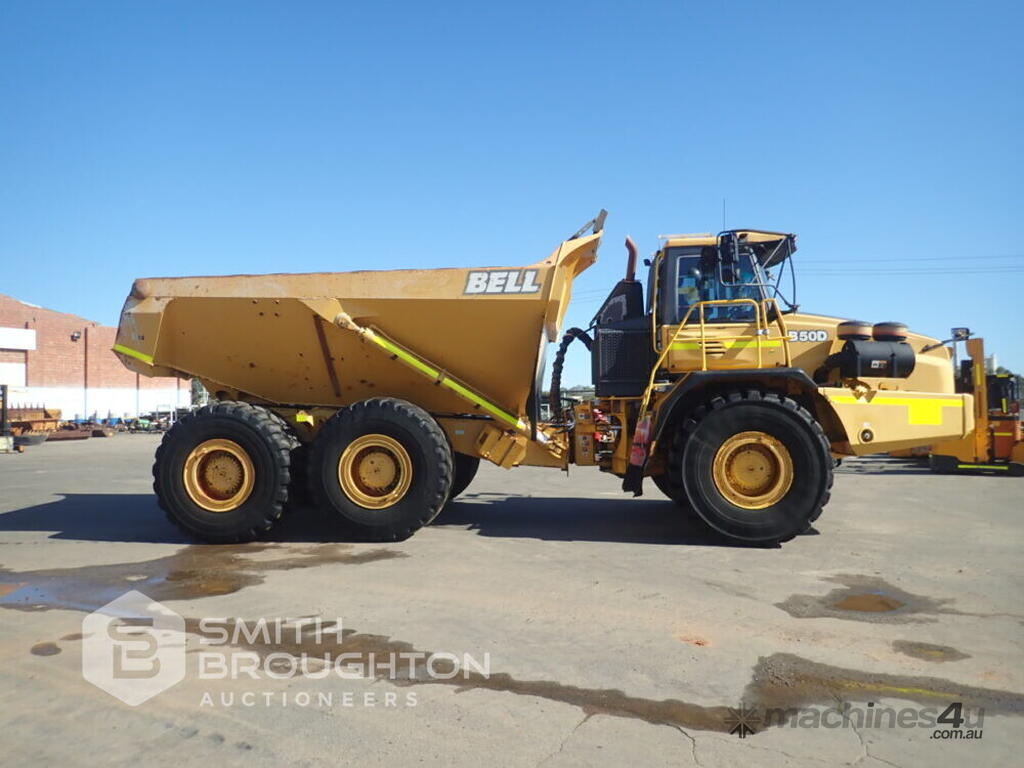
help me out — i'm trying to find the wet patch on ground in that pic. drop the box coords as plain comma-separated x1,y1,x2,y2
892,640,970,663
195,624,1024,734
30,641,61,656
10,553,1022,737
775,574,1021,624
0,542,406,612
25,603,1024,735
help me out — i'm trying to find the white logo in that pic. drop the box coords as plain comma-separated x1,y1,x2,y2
464,269,541,295
82,590,186,706
788,329,829,342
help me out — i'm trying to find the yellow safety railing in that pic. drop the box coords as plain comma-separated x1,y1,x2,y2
639,298,791,414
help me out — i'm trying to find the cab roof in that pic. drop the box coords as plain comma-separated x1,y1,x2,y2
661,229,797,268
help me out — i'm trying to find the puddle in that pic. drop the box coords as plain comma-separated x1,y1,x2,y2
892,641,970,663
0,583,25,598
775,574,1021,624
833,594,905,613
0,543,406,613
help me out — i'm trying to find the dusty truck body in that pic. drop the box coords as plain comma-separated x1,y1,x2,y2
114,212,973,544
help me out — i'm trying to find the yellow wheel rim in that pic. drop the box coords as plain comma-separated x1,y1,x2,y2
712,430,793,510
183,438,256,512
338,434,413,509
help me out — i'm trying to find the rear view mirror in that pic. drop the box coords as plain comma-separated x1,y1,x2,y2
719,233,739,265
718,233,740,285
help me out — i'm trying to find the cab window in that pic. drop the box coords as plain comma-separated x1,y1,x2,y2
669,246,763,323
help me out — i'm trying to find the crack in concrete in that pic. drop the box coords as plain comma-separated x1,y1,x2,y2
536,714,589,767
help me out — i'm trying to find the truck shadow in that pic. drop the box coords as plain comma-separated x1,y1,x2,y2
0,493,807,547
432,493,796,547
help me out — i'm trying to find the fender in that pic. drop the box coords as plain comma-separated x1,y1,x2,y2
650,368,819,445
623,368,820,495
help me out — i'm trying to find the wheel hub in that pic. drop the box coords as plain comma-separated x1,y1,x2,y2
712,430,793,509
339,434,413,509
183,439,256,512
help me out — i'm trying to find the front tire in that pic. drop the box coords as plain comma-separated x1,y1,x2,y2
309,398,453,541
651,471,690,508
153,402,296,543
679,391,832,544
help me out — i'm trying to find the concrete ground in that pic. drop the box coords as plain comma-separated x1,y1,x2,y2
0,435,1021,767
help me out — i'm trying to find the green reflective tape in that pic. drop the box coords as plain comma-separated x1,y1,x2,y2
372,334,440,379
366,329,523,429
441,377,525,429
671,338,783,351
956,464,1009,470
112,343,154,365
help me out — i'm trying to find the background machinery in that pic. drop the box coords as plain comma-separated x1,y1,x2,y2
929,333,1024,475
114,212,975,545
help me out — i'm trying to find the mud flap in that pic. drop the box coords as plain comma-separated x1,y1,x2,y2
621,413,652,496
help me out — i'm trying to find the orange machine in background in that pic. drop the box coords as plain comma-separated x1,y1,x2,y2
931,336,1024,475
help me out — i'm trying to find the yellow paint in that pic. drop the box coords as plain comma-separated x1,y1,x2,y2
829,394,963,426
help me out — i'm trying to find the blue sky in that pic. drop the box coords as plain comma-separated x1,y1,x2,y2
2,0,1021,387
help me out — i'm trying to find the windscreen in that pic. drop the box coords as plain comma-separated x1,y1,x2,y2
670,246,765,323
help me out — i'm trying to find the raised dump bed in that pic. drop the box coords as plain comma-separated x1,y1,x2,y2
115,226,601,431
114,215,606,542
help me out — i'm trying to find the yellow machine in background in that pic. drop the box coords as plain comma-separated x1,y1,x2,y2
114,211,975,545
929,334,1024,475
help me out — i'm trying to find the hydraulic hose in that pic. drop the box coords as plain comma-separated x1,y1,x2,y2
548,327,593,421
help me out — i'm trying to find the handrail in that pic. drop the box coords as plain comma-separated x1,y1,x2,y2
638,298,791,414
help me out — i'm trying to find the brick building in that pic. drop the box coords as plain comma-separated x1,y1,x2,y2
0,294,188,419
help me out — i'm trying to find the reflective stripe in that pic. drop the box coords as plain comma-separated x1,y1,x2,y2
362,329,525,429
671,339,783,351
829,394,963,426
994,432,1014,437
957,464,1008,470
112,344,154,365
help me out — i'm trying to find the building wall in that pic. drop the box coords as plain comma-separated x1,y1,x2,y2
0,294,188,419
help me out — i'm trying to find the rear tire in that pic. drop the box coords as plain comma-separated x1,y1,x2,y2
449,453,481,500
309,398,453,541
679,391,832,544
153,401,296,543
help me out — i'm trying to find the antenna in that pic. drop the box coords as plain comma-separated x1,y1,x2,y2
722,197,726,230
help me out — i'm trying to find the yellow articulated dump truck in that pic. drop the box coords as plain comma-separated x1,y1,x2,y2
114,211,973,545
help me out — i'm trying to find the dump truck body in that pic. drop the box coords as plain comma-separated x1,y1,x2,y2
116,231,599,435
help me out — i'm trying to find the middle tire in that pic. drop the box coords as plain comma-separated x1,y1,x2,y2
309,398,453,541
449,453,481,500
